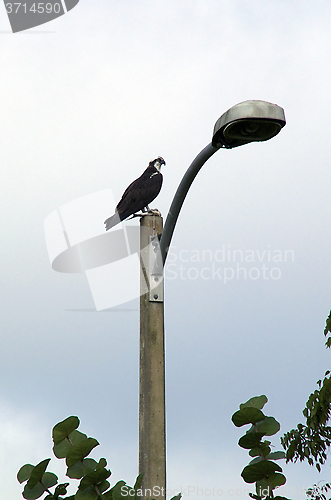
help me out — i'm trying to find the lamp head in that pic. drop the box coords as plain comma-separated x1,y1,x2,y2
212,100,286,149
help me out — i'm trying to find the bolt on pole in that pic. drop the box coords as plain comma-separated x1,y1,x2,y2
139,214,166,500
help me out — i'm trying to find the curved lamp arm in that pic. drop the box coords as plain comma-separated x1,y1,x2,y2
159,143,219,265
156,100,286,270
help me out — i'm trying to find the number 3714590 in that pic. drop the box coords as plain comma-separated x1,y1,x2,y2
5,3,61,14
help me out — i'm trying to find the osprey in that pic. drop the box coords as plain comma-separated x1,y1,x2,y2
104,156,165,231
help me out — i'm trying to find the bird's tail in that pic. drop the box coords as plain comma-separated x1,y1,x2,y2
104,211,121,231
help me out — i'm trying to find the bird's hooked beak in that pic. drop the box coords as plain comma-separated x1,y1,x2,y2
154,157,166,171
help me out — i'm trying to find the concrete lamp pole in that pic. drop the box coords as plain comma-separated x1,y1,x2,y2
138,100,286,499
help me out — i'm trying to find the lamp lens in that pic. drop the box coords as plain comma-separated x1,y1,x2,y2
223,119,282,143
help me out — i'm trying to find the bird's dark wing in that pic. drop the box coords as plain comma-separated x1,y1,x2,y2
104,164,163,231
116,173,162,218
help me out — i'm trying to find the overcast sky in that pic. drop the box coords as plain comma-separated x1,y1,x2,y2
2,1,331,499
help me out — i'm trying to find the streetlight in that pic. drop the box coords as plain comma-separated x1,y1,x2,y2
139,100,286,499
160,100,286,266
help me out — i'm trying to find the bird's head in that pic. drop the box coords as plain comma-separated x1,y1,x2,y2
151,157,166,171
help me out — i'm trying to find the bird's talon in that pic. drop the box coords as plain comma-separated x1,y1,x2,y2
147,208,162,217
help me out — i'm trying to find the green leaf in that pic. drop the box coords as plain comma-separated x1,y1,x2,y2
232,408,266,427
98,480,111,493
42,472,58,489
134,473,143,492
255,416,280,436
269,473,286,488
256,472,286,491
66,437,99,468
132,473,144,500
53,416,80,445
249,443,271,458
18,464,34,483
53,429,87,458
77,480,110,497
241,461,282,483
324,311,331,335
26,459,51,489
255,477,270,496
23,472,58,500
242,464,265,483
110,480,128,500
266,451,286,460
249,456,263,465
23,482,46,500
98,458,107,469
249,447,261,457
53,483,69,497
250,448,284,465
102,491,114,500
240,396,268,410
170,495,182,500
75,487,98,500
79,465,111,490
239,432,266,449
66,458,98,479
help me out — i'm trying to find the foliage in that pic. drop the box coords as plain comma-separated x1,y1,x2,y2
280,309,331,497
18,416,180,500
281,309,331,471
280,370,331,471
324,310,331,348
232,395,289,500
306,482,331,500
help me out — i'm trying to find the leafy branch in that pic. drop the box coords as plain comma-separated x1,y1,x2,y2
306,482,331,500
232,395,289,500
281,309,331,471
18,416,178,500
280,365,331,470
324,310,331,348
